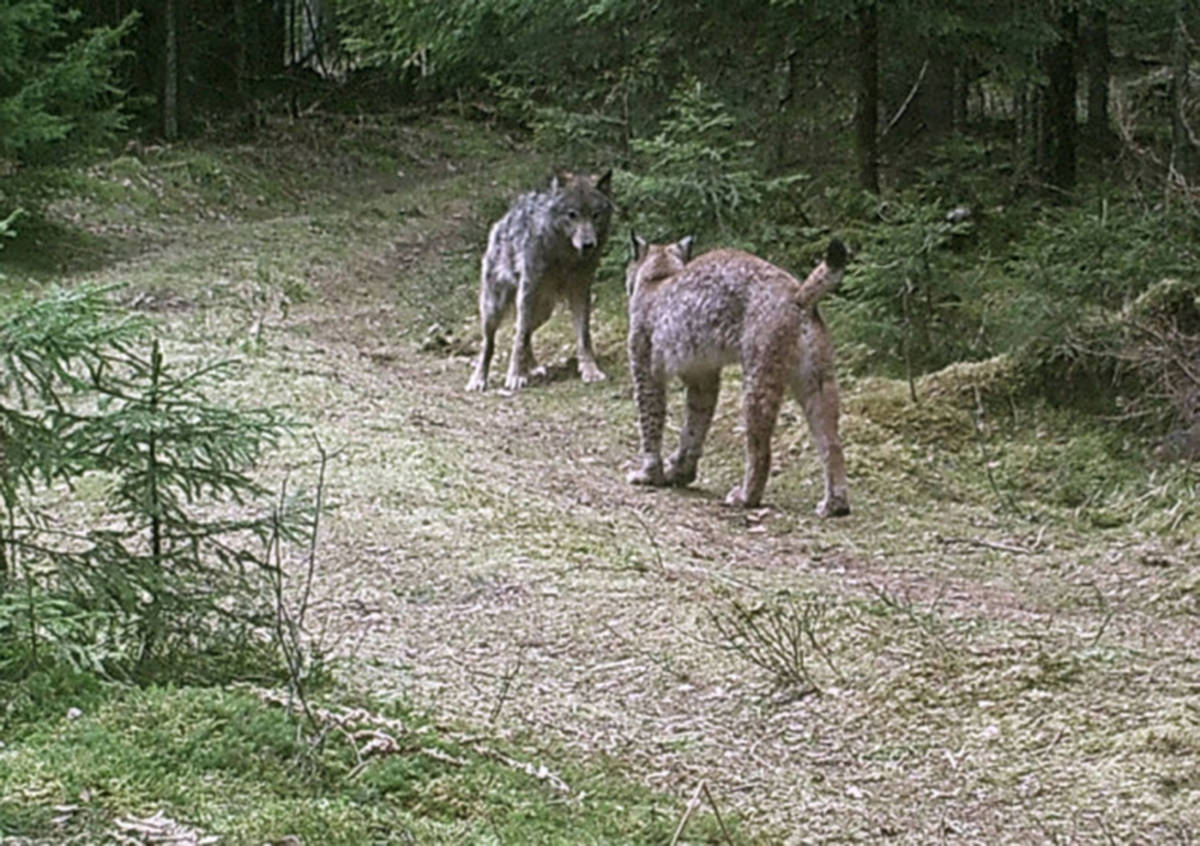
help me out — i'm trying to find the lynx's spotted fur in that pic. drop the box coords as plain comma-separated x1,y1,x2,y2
625,235,850,517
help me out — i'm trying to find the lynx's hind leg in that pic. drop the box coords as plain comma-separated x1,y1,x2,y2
628,354,669,487
667,370,720,487
793,370,850,517
725,365,786,508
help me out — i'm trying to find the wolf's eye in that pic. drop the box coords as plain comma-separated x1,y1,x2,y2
566,210,579,220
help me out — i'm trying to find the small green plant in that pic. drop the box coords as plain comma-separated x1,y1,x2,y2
708,590,842,698
0,207,21,248
834,192,975,380
0,284,307,682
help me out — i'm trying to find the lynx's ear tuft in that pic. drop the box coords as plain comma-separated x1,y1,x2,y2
825,237,848,271
630,231,648,261
674,236,695,262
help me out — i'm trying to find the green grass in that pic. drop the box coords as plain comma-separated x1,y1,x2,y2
0,680,736,844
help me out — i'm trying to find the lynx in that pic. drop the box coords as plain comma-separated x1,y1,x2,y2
466,169,614,392
625,235,850,517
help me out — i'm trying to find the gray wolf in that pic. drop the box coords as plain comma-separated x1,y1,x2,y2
466,169,614,392
624,235,851,517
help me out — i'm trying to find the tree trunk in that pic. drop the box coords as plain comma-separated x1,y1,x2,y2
1040,2,1077,192
772,39,800,172
1084,6,1114,151
856,2,880,194
1170,2,1196,187
164,0,178,140
922,52,956,139
954,63,970,130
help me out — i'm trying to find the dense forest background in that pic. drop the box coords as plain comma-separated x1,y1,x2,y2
4,0,1199,439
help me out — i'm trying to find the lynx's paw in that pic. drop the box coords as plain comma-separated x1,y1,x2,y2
664,452,697,487
816,496,851,518
627,457,666,487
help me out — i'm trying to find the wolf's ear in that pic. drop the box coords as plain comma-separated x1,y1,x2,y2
630,230,648,261
594,168,613,196
675,236,694,262
550,168,574,192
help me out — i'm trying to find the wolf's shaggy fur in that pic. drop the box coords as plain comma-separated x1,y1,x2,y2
625,235,851,517
466,169,614,392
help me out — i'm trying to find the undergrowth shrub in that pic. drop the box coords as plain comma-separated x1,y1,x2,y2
831,182,1200,435
1004,197,1200,424
0,285,309,685
0,208,19,250
708,590,843,698
831,191,977,377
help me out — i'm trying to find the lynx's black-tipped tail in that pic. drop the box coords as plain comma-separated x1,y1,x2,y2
825,237,848,272
795,237,849,308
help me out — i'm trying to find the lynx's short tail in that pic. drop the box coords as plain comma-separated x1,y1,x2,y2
795,238,847,308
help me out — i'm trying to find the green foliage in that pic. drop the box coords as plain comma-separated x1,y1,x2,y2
833,191,976,376
337,0,581,96
0,208,20,271
619,79,810,245
0,1,135,164
996,198,1200,419
0,285,306,682
830,171,1200,432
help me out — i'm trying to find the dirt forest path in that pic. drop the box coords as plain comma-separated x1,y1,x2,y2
65,122,1199,842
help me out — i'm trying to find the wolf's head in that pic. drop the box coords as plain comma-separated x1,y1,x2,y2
625,233,693,298
549,169,613,256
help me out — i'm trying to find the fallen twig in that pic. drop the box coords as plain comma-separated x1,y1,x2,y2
669,781,705,846
937,534,1037,555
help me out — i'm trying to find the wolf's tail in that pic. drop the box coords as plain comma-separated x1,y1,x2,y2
795,238,848,308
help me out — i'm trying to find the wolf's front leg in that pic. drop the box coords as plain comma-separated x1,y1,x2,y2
504,274,542,391
504,330,538,391
569,282,606,383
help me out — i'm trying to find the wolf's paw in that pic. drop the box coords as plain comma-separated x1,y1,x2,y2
465,372,487,392
579,362,607,383
816,496,851,518
722,486,761,508
504,371,530,391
